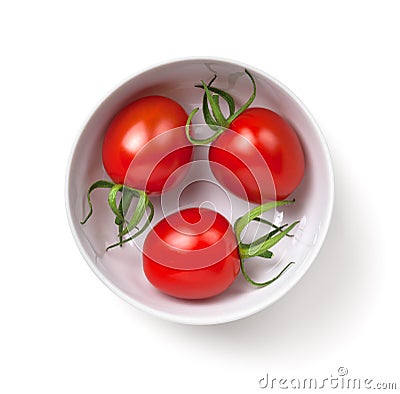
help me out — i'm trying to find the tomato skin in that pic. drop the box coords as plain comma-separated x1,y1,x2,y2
142,208,240,299
209,107,305,203
102,96,192,194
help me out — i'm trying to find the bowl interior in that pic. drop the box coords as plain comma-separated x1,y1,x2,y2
66,58,333,324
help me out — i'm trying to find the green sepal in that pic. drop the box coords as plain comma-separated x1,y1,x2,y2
257,250,273,259
234,199,299,287
240,260,295,288
80,180,115,224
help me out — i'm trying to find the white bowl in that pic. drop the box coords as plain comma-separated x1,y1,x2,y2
65,57,334,325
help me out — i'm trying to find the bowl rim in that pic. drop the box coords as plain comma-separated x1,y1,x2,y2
65,56,335,325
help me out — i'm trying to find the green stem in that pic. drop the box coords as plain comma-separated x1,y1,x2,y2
243,220,299,259
252,217,294,237
194,74,236,132
119,190,148,237
116,199,124,247
186,69,258,146
240,223,289,252
106,199,154,251
199,75,219,131
80,180,115,224
240,261,295,287
201,80,228,127
195,84,236,117
201,92,219,131
226,69,256,124
115,188,136,247
108,184,125,223
234,199,299,287
81,180,153,251
185,108,225,145
234,200,295,239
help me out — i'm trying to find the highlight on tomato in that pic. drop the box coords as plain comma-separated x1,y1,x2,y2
142,201,299,300
186,70,305,203
81,95,193,250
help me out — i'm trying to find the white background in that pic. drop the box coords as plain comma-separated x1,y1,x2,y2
1,1,399,392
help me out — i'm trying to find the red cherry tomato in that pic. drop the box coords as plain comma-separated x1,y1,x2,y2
142,208,240,299
102,95,193,194
209,107,305,203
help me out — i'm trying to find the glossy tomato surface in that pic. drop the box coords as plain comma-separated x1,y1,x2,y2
142,208,240,300
209,107,305,203
102,96,192,194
